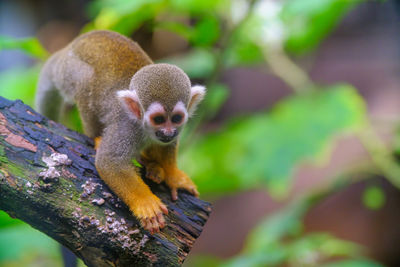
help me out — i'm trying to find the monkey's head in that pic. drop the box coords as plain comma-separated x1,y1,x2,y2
117,63,206,144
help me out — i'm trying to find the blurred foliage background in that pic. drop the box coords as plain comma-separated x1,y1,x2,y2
1,0,400,266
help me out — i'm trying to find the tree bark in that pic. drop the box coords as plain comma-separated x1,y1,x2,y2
0,97,211,266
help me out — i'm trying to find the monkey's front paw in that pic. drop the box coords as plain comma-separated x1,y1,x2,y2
165,169,199,201
145,162,165,184
131,195,168,234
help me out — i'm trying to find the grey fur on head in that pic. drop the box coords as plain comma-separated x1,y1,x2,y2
130,63,191,111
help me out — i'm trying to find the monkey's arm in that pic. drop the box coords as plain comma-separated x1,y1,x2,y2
141,144,199,201
95,125,168,233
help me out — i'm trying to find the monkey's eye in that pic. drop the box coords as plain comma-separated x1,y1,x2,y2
171,114,183,124
152,115,166,125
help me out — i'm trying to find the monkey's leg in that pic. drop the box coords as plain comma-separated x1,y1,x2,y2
76,101,103,139
141,144,199,201
96,130,168,233
98,166,168,234
76,104,103,151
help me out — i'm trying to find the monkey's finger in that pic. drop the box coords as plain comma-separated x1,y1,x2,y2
141,218,149,231
157,212,166,228
147,172,161,183
147,218,155,235
160,203,169,215
171,188,178,201
150,217,159,234
191,188,200,198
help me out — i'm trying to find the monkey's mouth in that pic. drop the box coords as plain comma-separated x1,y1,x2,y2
159,137,174,143
155,130,178,143
157,135,177,143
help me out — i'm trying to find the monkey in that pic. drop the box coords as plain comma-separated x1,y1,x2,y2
35,30,206,234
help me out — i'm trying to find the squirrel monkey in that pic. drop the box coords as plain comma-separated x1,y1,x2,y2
35,30,206,234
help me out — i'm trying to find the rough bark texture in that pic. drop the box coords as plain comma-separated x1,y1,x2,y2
0,97,211,266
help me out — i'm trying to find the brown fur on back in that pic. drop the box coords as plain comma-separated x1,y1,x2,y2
72,30,153,87
47,30,153,134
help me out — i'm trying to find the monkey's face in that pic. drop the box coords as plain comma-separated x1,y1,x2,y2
117,75,206,144
143,102,188,144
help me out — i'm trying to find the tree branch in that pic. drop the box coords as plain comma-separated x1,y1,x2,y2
0,96,211,267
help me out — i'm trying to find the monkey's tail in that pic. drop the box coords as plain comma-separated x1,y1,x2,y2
35,62,64,121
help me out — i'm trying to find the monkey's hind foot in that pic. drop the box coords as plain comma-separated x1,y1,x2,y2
144,162,165,184
165,169,199,201
131,194,168,234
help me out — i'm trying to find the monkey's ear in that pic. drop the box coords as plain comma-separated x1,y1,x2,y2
116,90,142,120
188,85,206,116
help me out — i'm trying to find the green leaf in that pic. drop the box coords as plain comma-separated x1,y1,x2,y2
246,201,308,252
0,36,48,60
221,252,286,267
321,259,384,267
180,84,366,196
169,0,225,14
224,202,368,267
222,14,265,67
156,21,193,41
186,254,222,267
0,211,23,229
132,159,143,168
161,48,215,79
84,1,164,35
223,38,264,67
225,0,364,59
393,125,400,157
87,0,223,44
157,15,220,46
0,224,61,264
281,0,364,54
91,0,163,16
287,233,362,263
0,66,41,107
190,15,220,46
362,186,385,210
204,83,229,116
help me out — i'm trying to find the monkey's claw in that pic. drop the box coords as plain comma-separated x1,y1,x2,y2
132,195,168,234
